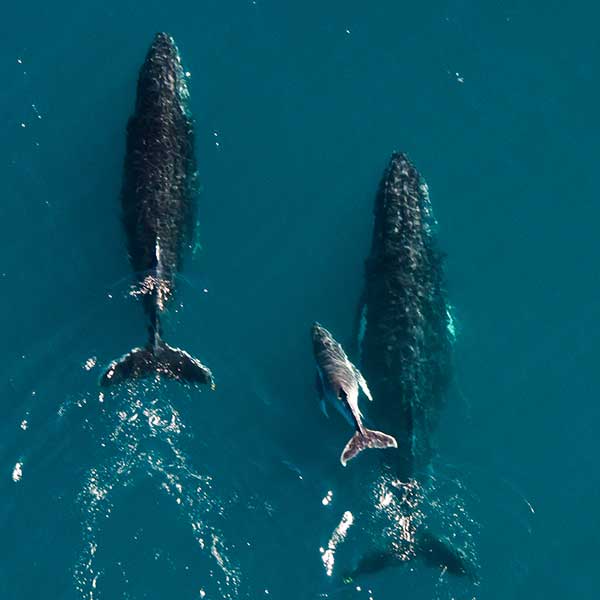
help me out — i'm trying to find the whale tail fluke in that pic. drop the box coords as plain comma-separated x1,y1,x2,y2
340,428,398,466
414,530,479,581
342,530,478,583
100,340,214,388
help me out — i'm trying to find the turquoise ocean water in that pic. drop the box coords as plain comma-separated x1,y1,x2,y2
1,1,599,598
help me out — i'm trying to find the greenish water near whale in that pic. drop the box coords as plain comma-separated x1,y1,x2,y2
1,1,598,598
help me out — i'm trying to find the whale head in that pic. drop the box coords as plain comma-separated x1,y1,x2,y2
135,32,187,114
311,322,333,353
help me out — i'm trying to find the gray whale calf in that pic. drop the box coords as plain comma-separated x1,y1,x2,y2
311,323,397,466
101,33,213,388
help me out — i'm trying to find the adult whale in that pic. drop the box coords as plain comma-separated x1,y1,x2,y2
101,33,213,388
356,151,453,479
350,152,475,580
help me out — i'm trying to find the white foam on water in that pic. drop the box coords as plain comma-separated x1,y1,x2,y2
73,388,240,599
321,510,354,576
12,461,23,482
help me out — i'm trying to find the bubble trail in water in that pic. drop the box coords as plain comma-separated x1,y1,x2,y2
70,386,240,599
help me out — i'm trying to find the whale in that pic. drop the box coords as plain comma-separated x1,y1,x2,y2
101,33,213,388
349,152,476,580
355,151,454,478
311,322,397,466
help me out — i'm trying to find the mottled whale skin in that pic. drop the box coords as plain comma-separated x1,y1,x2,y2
356,151,453,479
101,33,213,388
351,153,475,580
311,323,397,466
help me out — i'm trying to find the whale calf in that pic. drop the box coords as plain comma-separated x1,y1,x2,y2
101,33,213,388
311,323,397,466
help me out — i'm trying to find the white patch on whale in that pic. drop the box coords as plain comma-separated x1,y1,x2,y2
446,306,457,340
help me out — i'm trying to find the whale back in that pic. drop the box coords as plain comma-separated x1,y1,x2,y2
121,33,197,291
358,152,454,476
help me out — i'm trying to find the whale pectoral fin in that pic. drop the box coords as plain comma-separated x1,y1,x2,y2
191,219,203,257
315,372,324,399
354,367,373,401
316,374,329,417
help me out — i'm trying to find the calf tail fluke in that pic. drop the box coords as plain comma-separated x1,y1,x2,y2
340,428,398,466
100,340,214,388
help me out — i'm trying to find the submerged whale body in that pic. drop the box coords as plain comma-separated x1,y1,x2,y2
352,152,476,580
101,33,213,388
356,151,453,478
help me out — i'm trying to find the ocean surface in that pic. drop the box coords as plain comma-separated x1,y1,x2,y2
1,1,599,598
